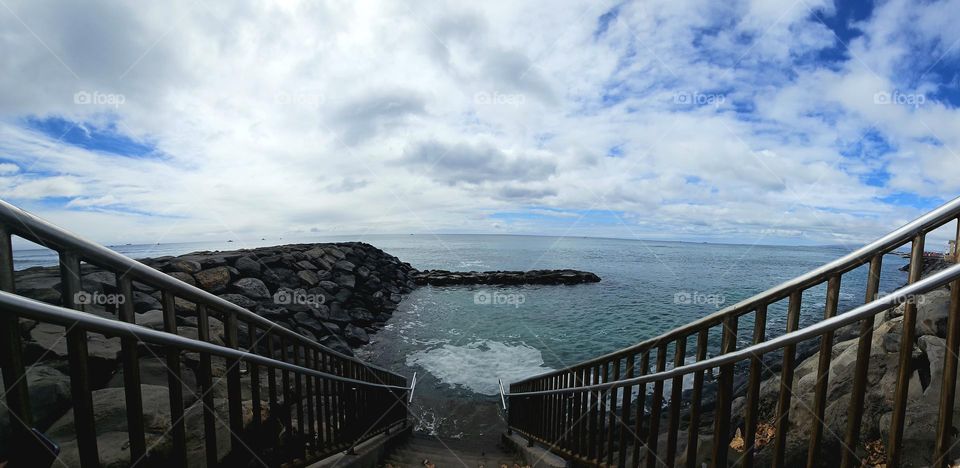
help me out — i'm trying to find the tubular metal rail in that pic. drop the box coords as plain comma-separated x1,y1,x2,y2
0,199,410,467
506,196,960,467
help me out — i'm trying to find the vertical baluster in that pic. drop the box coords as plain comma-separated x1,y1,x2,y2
316,352,327,451
713,315,738,468
598,362,610,463
888,233,926,466
741,305,767,468
607,358,621,467
773,291,802,468
305,349,316,451
633,350,649,468
223,310,244,450
196,304,217,468
60,251,100,468
589,366,601,461
934,275,960,466
575,367,587,458
0,227,35,466
293,344,305,438
322,352,335,447
806,275,841,466
618,354,635,468
247,321,262,432
267,333,279,427
686,329,709,468
840,254,882,468
666,337,687,466
646,344,667,468
116,274,146,462
937,218,960,465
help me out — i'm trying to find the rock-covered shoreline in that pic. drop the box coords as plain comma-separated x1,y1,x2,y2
0,242,601,466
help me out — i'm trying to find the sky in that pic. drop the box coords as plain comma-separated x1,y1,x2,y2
0,0,959,248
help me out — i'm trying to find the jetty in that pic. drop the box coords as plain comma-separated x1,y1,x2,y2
3,196,960,467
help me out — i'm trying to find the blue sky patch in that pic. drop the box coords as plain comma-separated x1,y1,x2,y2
24,116,157,158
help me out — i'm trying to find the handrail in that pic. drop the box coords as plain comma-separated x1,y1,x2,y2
498,378,507,410
0,290,410,390
0,198,398,377
513,195,960,384
507,262,960,396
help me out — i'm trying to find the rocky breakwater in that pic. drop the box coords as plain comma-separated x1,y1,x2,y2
412,269,601,286
0,242,415,467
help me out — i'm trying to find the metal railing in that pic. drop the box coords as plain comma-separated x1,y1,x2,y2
506,196,960,467
0,200,410,467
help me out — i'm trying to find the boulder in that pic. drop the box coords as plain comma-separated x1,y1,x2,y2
132,291,162,313
46,385,174,467
0,365,71,448
343,324,369,346
165,259,202,274
297,270,320,286
217,293,258,310
232,278,270,299
165,271,195,287
194,267,232,292
136,309,166,330
234,256,262,277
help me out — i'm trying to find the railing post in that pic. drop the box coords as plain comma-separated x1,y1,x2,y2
686,329,709,468
840,254,882,468
634,350,649,467
60,251,101,468
934,218,960,466
116,274,146,462
0,226,35,466
740,304,767,468
773,291,802,468
618,354,635,468
160,290,187,466
712,315,738,468
646,344,667,468
196,304,218,468
666,337,687,466
806,275,841,466
888,233,925,466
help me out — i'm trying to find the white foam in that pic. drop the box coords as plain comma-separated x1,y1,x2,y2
406,340,554,395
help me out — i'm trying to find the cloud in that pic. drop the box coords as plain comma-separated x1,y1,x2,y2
0,0,956,247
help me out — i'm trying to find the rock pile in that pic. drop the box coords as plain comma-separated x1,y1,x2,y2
1,242,416,466
412,269,600,286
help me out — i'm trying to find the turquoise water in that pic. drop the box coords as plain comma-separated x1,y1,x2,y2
345,235,910,437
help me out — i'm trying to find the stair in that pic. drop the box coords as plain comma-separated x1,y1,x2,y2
382,433,522,468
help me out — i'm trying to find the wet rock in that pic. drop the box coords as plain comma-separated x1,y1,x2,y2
343,324,369,346
413,268,601,285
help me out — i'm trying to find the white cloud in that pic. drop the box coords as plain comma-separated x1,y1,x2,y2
0,0,956,246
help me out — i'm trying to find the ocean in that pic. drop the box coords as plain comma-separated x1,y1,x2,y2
12,234,912,440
